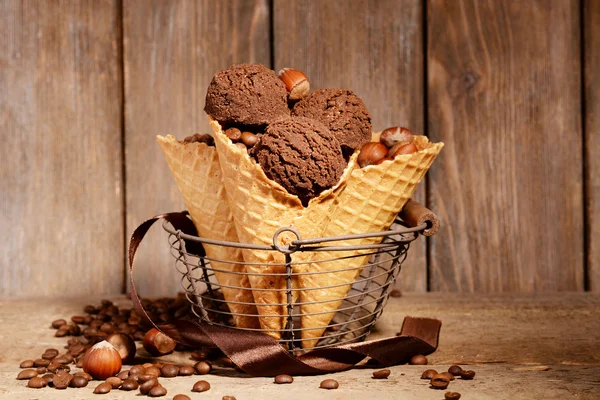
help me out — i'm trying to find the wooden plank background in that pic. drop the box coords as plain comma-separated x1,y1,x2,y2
0,0,597,297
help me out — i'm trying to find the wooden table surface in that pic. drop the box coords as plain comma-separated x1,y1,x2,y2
1,293,599,399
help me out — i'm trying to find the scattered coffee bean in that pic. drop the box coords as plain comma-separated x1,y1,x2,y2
17,369,38,380
47,363,61,373
144,366,161,377
53,354,73,364
372,369,391,379
217,357,235,368
94,382,112,394
70,375,89,388
460,370,476,380
53,372,73,389
390,289,402,297
430,373,450,390
68,343,87,357
55,328,69,337
421,369,438,379
120,378,139,391
117,370,130,380
52,319,67,329
192,380,211,392
179,365,195,376
129,365,145,375
41,373,54,385
445,392,461,400
149,384,167,397
36,367,47,374
410,354,428,365
138,374,157,383
106,376,122,388
173,395,191,400
241,131,259,147
320,379,339,389
225,127,242,142
19,360,34,368
74,372,93,381
274,374,293,384
222,397,236,400
139,378,159,395
448,365,463,376
84,305,98,314
27,376,47,388
158,364,178,378
441,371,455,381
71,315,86,324
55,364,71,374
191,350,208,361
42,349,58,360
194,361,212,375
34,358,50,367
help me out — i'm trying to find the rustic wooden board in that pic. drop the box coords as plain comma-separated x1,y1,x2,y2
585,0,600,291
0,0,123,296
273,0,428,292
0,294,599,399
427,0,584,291
123,0,271,296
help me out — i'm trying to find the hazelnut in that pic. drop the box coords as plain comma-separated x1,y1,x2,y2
277,68,310,101
142,328,176,357
380,126,414,148
106,333,136,364
388,142,418,158
357,142,388,168
82,340,122,380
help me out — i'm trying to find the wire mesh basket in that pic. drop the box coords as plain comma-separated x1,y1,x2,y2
163,216,429,353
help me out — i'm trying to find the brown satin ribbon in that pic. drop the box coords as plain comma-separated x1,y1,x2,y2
128,212,441,376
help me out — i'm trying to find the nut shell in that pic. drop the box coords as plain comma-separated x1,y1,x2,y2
82,341,122,379
278,68,310,101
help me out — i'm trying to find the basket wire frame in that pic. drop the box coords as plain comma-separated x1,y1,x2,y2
163,217,425,353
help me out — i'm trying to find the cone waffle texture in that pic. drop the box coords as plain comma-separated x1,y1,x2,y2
297,136,443,348
209,119,358,340
157,135,260,329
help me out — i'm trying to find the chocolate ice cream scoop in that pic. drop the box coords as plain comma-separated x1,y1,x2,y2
292,88,372,155
249,117,346,206
204,64,290,126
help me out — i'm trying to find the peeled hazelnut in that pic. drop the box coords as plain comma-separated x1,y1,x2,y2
82,340,122,379
357,142,388,168
143,328,176,357
380,126,414,148
388,142,418,158
277,68,310,101
106,333,136,364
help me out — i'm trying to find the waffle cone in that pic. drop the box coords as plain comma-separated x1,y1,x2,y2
298,136,444,348
157,135,260,329
209,119,357,339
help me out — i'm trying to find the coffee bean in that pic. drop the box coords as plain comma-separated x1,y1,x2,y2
421,369,438,379
42,350,58,360
448,365,463,376
74,372,93,381
19,360,34,368
120,378,139,391
222,397,236,400
53,354,73,364
192,380,211,392
194,361,212,375
225,127,242,142
17,369,37,380
173,395,191,400
41,373,54,386
274,374,293,384
319,379,339,389
52,319,67,329
117,370,129,380
149,384,167,397
99,322,114,334
129,365,145,375
191,350,208,361
460,370,476,380
390,289,402,297
241,131,259,147
94,382,112,394
71,315,85,324
179,365,195,376
28,376,47,388
68,343,87,357
139,378,158,395
441,371,455,381
144,366,161,377
47,363,61,373
84,305,98,314
138,373,157,383
430,373,450,390
34,358,50,367
70,375,89,388
445,392,461,400
101,299,113,307
410,354,428,365
372,369,391,379
55,364,71,374
36,367,47,374
55,328,69,337
106,376,122,388
67,324,81,335
53,372,73,389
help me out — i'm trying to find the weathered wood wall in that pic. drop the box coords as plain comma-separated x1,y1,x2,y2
1,0,597,297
